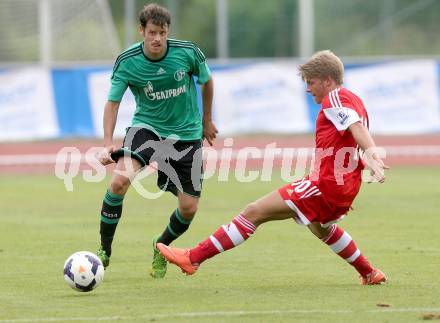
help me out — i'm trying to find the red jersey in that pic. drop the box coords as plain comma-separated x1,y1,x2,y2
309,87,369,207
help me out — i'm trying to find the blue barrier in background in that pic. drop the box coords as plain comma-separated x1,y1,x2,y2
52,68,96,137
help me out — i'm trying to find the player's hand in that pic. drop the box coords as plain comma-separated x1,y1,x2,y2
203,119,218,146
365,155,389,183
98,146,116,165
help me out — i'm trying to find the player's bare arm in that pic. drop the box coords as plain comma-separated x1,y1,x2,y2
348,121,389,183
99,100,120,165
201,77,218,146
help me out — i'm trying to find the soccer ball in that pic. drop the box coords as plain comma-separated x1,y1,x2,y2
63,251,105,292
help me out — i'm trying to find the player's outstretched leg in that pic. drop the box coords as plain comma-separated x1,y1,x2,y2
312,223,387,285
157,213,257,274
158,191,292,275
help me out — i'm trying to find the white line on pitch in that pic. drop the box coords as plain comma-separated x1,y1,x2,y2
1,307,440,322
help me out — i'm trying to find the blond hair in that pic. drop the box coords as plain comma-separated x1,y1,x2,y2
298,50,344,85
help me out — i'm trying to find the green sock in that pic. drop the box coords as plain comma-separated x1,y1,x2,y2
99,190,124,256
157,209,192,245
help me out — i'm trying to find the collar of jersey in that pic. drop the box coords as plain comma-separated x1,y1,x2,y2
141,41,169,62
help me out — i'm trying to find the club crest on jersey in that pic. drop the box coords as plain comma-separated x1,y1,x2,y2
143,81,187,101
144,81,154,96
174,69,186,81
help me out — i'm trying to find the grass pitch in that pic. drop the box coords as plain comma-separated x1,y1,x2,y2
1,167,440,322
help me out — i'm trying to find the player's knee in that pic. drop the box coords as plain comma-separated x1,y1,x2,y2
241,202,262,224
179,203,198,219
109,178,130,195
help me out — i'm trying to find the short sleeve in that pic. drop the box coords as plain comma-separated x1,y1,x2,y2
322,89,361,132
190,44,211,84
195,61,212,84
107,67,128,102
323,107,360,131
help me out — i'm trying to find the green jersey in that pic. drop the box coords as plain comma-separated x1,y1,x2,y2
108,39,211,141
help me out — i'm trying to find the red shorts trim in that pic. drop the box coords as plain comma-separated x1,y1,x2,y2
278,176,350,226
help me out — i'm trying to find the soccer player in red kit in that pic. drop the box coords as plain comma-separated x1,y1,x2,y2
157,50,388,285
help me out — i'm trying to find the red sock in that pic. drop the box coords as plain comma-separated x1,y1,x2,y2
321,224,373,277
189,214,256,265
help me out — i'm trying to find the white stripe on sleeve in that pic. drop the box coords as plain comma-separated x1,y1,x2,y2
334,89,343,107
329,91,337,107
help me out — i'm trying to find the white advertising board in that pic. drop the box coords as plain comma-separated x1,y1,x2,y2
212,63,312,135
0,68,59,141
345,60,440,134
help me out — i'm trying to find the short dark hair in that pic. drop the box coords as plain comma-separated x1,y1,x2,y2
139,3,171,28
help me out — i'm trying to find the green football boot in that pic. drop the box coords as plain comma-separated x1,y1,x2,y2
150,236,167,278
97,246,110,269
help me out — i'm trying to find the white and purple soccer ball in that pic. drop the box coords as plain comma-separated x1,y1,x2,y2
63,251,105,292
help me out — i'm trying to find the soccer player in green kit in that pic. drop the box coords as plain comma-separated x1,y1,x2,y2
96,3,217,279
